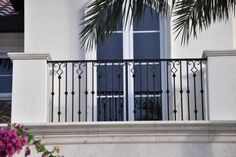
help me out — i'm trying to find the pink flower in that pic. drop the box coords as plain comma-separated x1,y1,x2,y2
0,126,28,157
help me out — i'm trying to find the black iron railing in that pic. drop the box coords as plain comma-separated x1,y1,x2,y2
48,58,207,122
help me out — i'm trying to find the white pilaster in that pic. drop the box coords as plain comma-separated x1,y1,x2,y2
8,53,51,123
203,50,236,120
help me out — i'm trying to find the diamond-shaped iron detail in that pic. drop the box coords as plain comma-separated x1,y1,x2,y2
191,65,198,74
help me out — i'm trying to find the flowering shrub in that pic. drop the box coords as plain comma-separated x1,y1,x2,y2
0,124,63,157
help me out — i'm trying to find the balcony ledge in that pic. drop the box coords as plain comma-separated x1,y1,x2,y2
2,121,236,145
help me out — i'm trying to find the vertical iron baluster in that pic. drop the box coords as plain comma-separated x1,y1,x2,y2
71,63,75,122
139,62,142,120
98,66,101,121
186,61,190,120
125,61,129,121
152,62,156,120
92,62,95,121
166,61,170,120
111,62,114,121
179,61,183,120
146,62,149,120
65,63,68,122
132,62,136,120
118,63,121,120
172,61,177,120
192,61,198,120
85,62,88,121
104,62,108,121
78,63,82,122
57,63,62,122
51,63,55,122
200,60,205,120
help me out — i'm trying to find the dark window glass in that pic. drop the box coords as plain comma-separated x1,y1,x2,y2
0,100,11,123
134,96,162,120
133,6,160,31
0,60,12,93
97,64,123,93
97,97,124,121
97,33,123,60
0,77,12,93
134,33,160,59
134,64,161,92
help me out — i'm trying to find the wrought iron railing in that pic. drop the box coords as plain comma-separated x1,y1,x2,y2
48,58,207,122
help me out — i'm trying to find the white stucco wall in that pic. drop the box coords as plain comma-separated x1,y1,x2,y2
25,0,90,60
171,17,234,58
25,0,236,59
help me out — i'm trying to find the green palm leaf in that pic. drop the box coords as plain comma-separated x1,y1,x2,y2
80,0,236,49
173,0,236,45
80,0,170,50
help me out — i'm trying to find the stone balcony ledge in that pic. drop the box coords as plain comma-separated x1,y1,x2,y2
2,121,236,145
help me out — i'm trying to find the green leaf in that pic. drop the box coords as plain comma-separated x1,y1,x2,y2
27,134,34,142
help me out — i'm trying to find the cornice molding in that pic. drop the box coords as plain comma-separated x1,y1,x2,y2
202,50,236,58
8,53,52,61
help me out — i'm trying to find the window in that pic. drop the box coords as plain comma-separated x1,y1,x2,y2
0,56,12,122
96,3,170,121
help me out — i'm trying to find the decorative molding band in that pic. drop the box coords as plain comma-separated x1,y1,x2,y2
202,50,236,58
8,53,52,61
7,121,236,145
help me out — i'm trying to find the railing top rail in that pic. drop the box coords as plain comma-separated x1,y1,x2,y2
47,58,207,63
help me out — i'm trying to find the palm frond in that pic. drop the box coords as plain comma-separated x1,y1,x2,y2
173,0,236,45
80,0,170,50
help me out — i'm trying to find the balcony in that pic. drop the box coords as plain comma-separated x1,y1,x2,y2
8,50,236,123
47,58,207,122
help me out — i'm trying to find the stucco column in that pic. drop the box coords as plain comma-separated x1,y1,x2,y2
203,50,236,120
8,53,51,123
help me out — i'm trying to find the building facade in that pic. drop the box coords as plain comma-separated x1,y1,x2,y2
1,0,236,156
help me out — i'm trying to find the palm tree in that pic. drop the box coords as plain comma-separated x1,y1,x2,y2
80,0,236,49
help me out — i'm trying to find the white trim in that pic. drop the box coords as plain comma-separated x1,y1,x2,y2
0,75,12,77
3,121,236,144
8,53,52,61
159,11,171,120
133,30,160,33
